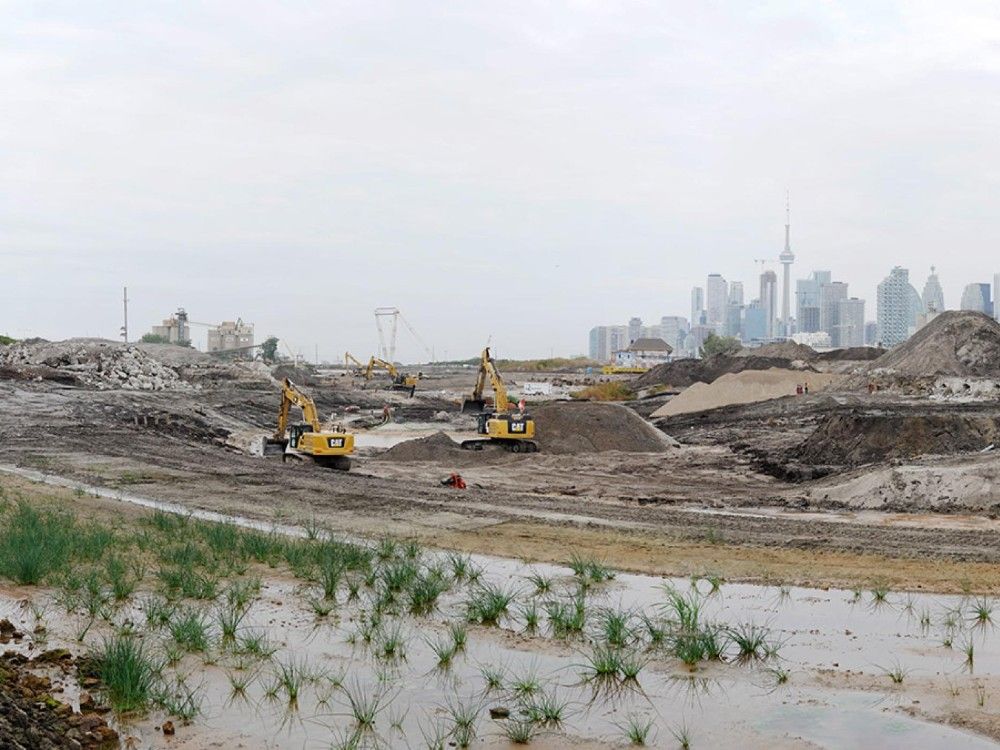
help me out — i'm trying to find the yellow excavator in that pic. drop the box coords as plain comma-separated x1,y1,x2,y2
460,347,538,453
263,378,354,470
344,351,366,375
364,356,418,397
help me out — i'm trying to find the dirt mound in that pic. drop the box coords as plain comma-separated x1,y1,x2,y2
532,402,673,454
816,346,885,362
737,341,817,360
634,355,811,389
801,455,1000,513
797,410,1000,466
0,338,191,391
652,368,840,418
377,431,467,461
866,311,1000,378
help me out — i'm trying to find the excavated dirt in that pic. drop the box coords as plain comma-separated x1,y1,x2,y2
531,401,674,454
633,354,812,389
797,408,1000,467
816,346,885,362
376,431,469,461
864,310,1000,381
736,340,818,360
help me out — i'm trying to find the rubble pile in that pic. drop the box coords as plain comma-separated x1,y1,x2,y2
0,339,191,391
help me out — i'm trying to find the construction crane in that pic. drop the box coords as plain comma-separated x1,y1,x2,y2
460,347,537,453
263,378,354,470
374,307,435,364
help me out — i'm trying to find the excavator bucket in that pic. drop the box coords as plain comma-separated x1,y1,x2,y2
261,436,288,457
461,398,486,414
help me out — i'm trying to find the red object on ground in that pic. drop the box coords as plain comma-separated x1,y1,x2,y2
442,473,467,489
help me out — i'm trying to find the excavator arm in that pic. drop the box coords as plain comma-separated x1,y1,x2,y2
274,377,322,437
462,347,508,413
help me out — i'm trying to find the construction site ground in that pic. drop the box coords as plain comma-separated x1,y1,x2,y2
3,349,1000,595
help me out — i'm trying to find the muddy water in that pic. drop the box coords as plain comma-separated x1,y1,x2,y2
3,466,1000,747
3,556,1000,748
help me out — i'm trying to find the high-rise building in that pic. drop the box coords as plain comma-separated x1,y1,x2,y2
795,270,830,334
864,321,879,346
960,283,991,315
628,317,643,344
588,325,629,362
691,287,705,327
759,271,778,339
819,281,848,339
742,299,767,342
705,274,728,332
877,266,923,347
836,298,865,348
779,196,795,338
659,316,688,352
728,281,744,307
921,267,945,314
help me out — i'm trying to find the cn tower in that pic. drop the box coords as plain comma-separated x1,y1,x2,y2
779,193,795,339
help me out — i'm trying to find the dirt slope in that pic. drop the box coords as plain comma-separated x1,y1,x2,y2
866,310,1000,378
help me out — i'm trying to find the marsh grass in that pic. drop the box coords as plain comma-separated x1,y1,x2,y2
970,597,995,628
465,583,517,626
568,554,615,583
880,660,908,684
523,689,568,726
524,570,554,595
274,656,312,707
341,679,394,731
89,634,160,713
619,713,656,745
726,622,774,661
445,695,481,749
156,673,203,721
427,633,458,669
504,718,537,743
479,663,506,691
170,608,212,653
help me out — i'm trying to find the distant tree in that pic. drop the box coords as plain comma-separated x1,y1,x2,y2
0,335,15,346
140,333,170,344
260,336,279,363
701,332,741,357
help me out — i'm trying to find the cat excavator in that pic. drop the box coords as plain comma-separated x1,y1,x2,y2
460,347,538,453
263,378,354,470
364,356,418,397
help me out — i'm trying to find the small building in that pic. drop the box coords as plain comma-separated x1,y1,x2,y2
150,308,190,344
207,319,255,357
613,337,673,368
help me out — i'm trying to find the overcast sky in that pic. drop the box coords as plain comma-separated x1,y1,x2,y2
3,1,999,361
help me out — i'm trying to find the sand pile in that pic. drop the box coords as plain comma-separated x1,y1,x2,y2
736,341,817,360
865,311,1000,379
652,368,840,418
0,339,191,391
377,431,467,461
633,355,811,389
532,402,673,454
797,410,1000,467
801,456,1000,513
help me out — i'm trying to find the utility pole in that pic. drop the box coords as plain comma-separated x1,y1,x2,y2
315,344,319,365
120,286,129,343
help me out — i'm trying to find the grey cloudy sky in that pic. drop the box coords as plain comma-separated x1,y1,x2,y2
3,1,999,361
